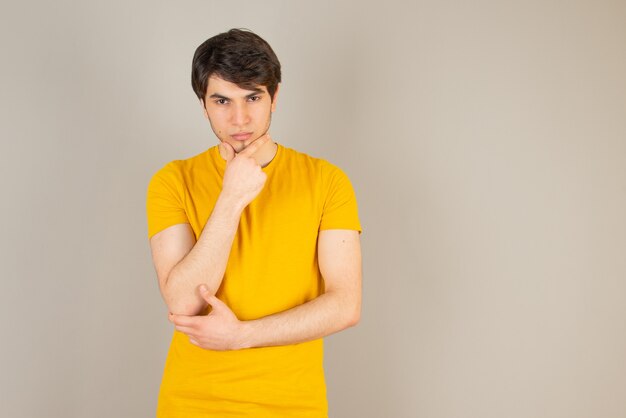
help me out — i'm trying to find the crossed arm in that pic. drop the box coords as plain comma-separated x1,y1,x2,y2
149,192,244,316
153,223,361,350
149,137,361,350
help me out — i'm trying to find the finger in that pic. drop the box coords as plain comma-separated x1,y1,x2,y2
175,325,195,334
220,141,235,162
198,284,212,302
206,293,229,310
198,285,228,311
170,314,198,328
189,337,200,346
238,133,270,157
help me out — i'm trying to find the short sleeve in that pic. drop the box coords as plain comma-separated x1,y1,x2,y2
319,164,362,233
146,162,189,239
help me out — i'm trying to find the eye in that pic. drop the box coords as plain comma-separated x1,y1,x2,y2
248,95,261,102
215,98,229,105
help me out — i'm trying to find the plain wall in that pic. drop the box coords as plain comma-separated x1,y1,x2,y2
1,1,625,417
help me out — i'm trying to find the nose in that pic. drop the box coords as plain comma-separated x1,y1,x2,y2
230,102,251,127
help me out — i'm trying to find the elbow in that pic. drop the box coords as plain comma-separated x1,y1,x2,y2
346,315,360,329
162,274,182,313
163,290,187,315
162,273,207,316
333,290,361,329
166,296,206,316
165,297,196,316
345,303,361,328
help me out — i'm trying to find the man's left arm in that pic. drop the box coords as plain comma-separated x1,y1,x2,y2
169,229,361,350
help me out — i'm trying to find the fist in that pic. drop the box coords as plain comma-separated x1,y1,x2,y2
220,134,270,206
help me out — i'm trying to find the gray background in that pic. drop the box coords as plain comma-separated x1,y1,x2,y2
2,1,625,417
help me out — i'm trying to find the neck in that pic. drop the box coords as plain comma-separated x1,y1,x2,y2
255,140,278,167
219,139,278,167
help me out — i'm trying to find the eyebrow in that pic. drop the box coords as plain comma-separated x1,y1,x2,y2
208,89,265,100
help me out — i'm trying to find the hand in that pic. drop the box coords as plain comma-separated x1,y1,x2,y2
220,134,270,208
168,285,247,351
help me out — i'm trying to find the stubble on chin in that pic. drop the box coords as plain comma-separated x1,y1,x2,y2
213,111,272,155
217,138,243,154
233,140,250,154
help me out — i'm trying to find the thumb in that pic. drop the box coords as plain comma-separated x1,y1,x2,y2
199,285,228,312
219,141,235,163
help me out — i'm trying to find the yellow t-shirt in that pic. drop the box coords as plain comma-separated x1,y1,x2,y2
146,143,361,417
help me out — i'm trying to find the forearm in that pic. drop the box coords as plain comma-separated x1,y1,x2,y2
238,289,361,349
165,193,244,315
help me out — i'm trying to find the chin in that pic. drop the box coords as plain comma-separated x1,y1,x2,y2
220,139,243,152
234,141,249,152
239,136,259,150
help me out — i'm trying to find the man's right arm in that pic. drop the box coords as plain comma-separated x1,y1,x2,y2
149,192,246,316
149,135,269,316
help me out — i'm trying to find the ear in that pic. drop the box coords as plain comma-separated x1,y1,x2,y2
271,83,280,113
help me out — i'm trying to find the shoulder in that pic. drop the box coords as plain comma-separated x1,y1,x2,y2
148,147,214,187
148,159,183,189
279,145,349,180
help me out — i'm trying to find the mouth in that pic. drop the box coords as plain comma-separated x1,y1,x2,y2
230,132,253,141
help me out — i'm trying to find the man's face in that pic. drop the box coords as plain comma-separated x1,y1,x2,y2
202,75,278,153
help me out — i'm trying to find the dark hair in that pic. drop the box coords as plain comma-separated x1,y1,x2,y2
191,28,282,105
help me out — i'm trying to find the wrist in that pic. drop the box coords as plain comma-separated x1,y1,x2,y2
216,192,247,216
235,320,256,350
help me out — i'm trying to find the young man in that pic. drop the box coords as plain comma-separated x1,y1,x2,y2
146,28,362,417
